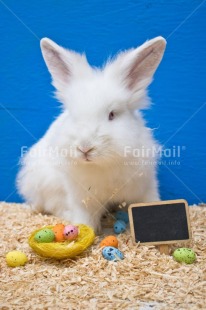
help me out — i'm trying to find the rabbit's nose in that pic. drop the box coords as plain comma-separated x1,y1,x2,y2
77,146,94,154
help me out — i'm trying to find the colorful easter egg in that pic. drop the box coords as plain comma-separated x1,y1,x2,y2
113,220,126,234
6,251,28,267
102,246,124,261
115,211,129,224
100,235,118,248
173,248,196,264
34,228,55,243
52,223,65,242
63,225,79,241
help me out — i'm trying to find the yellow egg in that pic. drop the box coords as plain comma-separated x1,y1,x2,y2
6,251,28,267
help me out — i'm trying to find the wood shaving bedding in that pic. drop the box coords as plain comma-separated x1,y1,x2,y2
0,202,205,310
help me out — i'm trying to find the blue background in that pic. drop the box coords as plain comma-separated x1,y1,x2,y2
0,0,205,204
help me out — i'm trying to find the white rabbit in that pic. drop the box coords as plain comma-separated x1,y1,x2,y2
17,36,166,233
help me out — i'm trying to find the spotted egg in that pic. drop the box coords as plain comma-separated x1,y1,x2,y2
34,228,55,243
115,211,129,224
6,250,28,267
102,246,124,261
100,235,118,248
173,248,196,264
113,220,126,234
63,225,79,241
52,223,65,242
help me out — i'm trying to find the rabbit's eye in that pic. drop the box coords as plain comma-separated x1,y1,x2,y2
109,111,115,121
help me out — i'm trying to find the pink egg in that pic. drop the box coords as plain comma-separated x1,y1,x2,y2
63,225,79,240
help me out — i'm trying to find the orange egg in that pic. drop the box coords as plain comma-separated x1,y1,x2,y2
52,223,65,242
100,235,118,248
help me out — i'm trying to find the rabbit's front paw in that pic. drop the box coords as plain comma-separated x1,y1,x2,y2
92,221,102,235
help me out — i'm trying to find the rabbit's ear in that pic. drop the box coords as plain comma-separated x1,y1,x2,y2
40,38,90,91
105,37,166,109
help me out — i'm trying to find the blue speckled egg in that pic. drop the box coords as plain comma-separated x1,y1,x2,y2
113,220,126,234
102,246,124,261
115,211,129,224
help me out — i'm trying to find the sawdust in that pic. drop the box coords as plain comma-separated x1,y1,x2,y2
0,202,205,310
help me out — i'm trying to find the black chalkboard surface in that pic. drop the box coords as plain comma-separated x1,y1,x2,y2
128,199,191,245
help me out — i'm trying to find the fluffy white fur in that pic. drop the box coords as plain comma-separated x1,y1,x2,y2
17,36,166,232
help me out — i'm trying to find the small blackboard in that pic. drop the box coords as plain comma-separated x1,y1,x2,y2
128,199,191,246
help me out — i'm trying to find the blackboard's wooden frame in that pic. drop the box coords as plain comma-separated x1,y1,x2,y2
128,199,192,246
